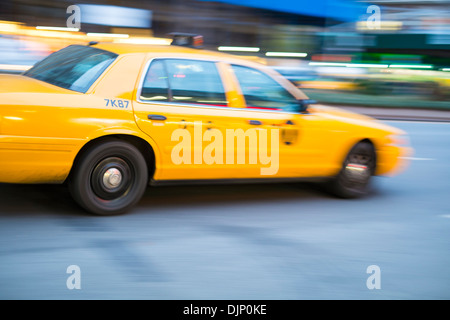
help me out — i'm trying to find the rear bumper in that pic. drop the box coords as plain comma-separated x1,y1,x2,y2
0,135,80,184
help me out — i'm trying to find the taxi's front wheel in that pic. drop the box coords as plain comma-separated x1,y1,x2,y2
326,141,376,198
69,140,148,215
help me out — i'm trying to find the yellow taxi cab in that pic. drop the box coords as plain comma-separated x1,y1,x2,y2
0,35,412,215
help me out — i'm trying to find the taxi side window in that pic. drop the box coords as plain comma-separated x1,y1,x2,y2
165,59,227,106
140,59,227,106
231,65,298,112
140,60,170,102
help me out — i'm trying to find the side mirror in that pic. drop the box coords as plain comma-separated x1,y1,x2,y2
297,99,317,113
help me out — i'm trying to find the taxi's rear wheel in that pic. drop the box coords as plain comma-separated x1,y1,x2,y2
327,141,376,198
69,140,148,215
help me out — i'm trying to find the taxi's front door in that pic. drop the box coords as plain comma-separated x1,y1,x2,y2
226,63,308,177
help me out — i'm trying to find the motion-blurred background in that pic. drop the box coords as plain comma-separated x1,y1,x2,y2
1,0,449,111
1,1,449,300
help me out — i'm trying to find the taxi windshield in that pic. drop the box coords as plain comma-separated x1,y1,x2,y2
24,45,117,93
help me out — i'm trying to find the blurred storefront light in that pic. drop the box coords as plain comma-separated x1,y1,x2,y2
218,46,260,52
78,4,152,28
265,52,307,57
114,38,172,45
309,62,438,70
0,64,32,71
389,64,433,69
356,21,403,31
309,62,389,68
0,21,22,33
36,26,79,32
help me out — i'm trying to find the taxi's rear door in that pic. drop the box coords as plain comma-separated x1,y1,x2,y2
133,57,273,180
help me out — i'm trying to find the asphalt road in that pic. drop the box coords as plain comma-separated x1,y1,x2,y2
0,121,449,300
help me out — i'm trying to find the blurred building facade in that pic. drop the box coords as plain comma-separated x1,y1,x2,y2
0,0,338,54
322,0,450,64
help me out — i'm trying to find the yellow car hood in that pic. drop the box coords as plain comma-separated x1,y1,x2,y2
310,105,376,121
310,104,406,135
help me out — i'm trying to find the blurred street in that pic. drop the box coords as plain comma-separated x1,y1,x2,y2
0,120,449,300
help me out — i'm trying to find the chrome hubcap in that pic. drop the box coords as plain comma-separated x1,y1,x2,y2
344,163,370,182
91,157,133,201
103,168,122,189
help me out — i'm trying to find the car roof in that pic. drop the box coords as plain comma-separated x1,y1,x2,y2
92,43,236,59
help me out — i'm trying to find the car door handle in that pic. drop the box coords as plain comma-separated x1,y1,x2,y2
248,120,263,126
284,120,295,125
179,119,188,129
148,114,167,121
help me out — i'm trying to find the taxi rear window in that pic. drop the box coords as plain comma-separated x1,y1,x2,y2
24,45,117,93
140,59,227,106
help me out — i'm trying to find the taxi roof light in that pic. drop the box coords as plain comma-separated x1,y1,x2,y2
168,33,204,48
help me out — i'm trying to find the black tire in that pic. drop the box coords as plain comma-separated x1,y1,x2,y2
69,140,148,215
326,141,376,198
